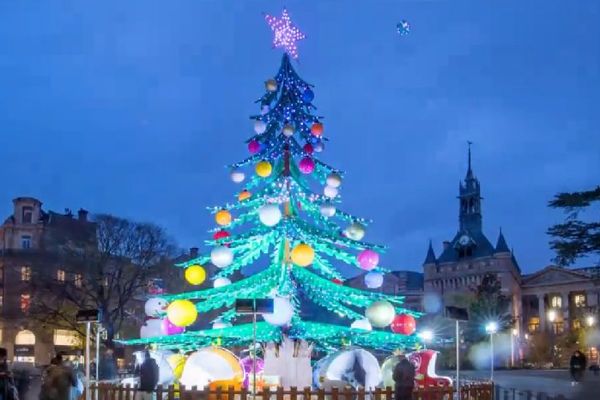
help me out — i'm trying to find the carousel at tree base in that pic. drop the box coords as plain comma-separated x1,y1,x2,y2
119,9,451,392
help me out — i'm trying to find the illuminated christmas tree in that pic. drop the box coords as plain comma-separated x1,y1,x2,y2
122,10,420,353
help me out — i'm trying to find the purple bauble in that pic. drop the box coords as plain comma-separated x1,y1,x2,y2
357,249,380,271
240,356,264,387
161,317,185,335
298,157,315,174
248,140,261,154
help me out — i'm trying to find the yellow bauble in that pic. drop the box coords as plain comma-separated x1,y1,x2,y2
167,353,187,380
291,243,315,267
184,265,206,286
238,190,252,201
215,209,232,226
167,300,198,327
255,161,272,178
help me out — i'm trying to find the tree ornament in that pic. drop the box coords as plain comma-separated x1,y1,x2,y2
302,88,314,103
145,298,168,317
167,300,198,327
314,140,324,153
365,300,396,328
364,271,384,289
390,314,416,335
323,185,338,199
331,278,343,285
290,243,315,267
345,222,366,241
248,140,261,154
298,157,315,174
161,318,185,335
230,168,245,183
254,120,267,134
215,209,232,226
167,354,187,380
357,249,379,270
213,277,231,288
262,297,294,326
213,230,230,241
326,172,342,188
255,160,272,177
320,203,336,218
351,318,373,331
282,124,295,137
185,265,206,285
238,190,252,202
311,122,324,137
211,246,234,269
303,143,314,154
258,204,282,227
265,78,278,92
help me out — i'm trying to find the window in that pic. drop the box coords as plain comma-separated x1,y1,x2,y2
22,206,33,224
550,295,562,308
574,294,586,308
552,321,564,335
74,274,82,288
15,330,35,345
528,317,540,333
57,269,65,283
21,266,31,281
21,235,32,249
20,293,31,313
53,329,81,346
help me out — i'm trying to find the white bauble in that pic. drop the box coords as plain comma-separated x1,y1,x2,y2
314,141,324,153
320,203,336,218
282,124,295,137
258,204,282,227
262,297,294,327
212,320,232,330
326,172,342,188
364,272,384,289
230,168,245,183
345,222,366,241
254,120,267,134
365,300,396,328
261,105,270,115
140,318,163,338
323,185,338,199
145,298,168,317
213,277,231,288
350,318,373,331
211,246,234,269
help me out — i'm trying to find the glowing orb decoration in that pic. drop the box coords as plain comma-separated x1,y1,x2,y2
212,320,232,330
180,347,245,389
350,318,372,331
302,88,314,103
258,204,282,227
365,300,396,328
357,249,380,271
254,120,267,134
213,277,231,288
326,172,342,188
167,300,198,327
290,243,314,267
238,189,252,202
397,20,411,36
211,246,234,269
167,353,187,381
303,143,314,154
311,122,324,137
255,160,272,177
262,297,294,326
248,140,261,154
314,140,324,153
323,185,338,199
215,209,232,226
161,318,185,335
298,157,315,174
390,314,416,335
140,318,163,338
320,203,336,218
230,168,245,183
282,124,295,137
185,265,206,286
265,78,278,92
345,222,366,241
364,271,384,289
315,348,382,390
264,9,305,60
145,298,168,317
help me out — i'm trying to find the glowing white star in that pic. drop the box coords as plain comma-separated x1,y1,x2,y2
265,9,305,59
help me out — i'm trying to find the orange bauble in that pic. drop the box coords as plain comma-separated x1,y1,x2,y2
311,122,324,137
215,209,232,226
238,190,252,201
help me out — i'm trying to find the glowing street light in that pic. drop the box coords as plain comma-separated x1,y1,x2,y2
485,321,499,335
586,315,596,327
418,329,434,343
547,309,557,323
485,322,498,381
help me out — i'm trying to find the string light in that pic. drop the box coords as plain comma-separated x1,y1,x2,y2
265,9,306,59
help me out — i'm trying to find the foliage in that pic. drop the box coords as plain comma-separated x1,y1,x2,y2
467,273,512,340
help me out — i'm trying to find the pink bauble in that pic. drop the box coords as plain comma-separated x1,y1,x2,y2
357,249,379,270
298,157,315,174
303,143,314,155
248,140,261,154
161,318,185,335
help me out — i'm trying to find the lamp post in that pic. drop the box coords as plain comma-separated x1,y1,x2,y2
510,328,518,368
585,315,596,328
485,322,499,381
547,309,557,365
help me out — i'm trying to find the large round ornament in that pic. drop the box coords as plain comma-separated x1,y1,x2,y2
364,272,384,289
213,277,231,288
180,347,245,389
302,88,314,103
238,190,252,202
230,169,245,183
258,204,282,227
248,140,261,154
350,318,373,331
345,222,366,241
255,160,272,178
167,300,198,327
320,203,336,218
185,265,206,286
380,355,402,388
323,185,338,199
215,209,232,226
303,143,314,154
167,353,187,381
161,317,185,335
262,297,294,326
390,314,416,335
145,298,168,317
314,140,324,153
265,79,278,92
326,172,342,188
282,124,294,137
365,300,396,328
311,122,324,137
211,246,234,269
290,243,314,267
254,120,267,134
140,318,163,338
298,157,315,174
357,249,380,271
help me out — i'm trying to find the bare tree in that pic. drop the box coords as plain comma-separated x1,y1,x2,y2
31,214,178,347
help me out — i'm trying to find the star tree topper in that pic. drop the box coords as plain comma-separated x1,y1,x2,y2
265,9,305,59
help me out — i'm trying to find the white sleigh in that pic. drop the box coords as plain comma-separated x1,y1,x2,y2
263,337,313,389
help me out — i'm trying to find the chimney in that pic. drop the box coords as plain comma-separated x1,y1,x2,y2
443,241,451,250
190,247,199,258
78,208,88,222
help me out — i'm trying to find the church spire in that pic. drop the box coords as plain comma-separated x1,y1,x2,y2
423,240,437,265
495,228,510,253
459,142,482,232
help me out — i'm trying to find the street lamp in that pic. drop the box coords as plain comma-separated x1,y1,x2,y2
418,329,434,344
485,321,499,381
586,315,596,327
547,309,558,366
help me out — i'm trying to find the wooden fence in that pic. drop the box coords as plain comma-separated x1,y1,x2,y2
89,383,494,400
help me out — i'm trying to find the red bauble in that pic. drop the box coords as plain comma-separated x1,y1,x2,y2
331,278,344,285
311,122,324,137
213,231,231,246
303,143,314,154
391,314,416,335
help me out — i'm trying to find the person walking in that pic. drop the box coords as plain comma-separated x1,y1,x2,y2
570,350,587,384
40,354,77,400
135,351,158,400
0,348,18,400
392,357,415,400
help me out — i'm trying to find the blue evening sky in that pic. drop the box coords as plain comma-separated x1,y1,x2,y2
0,1,598,273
